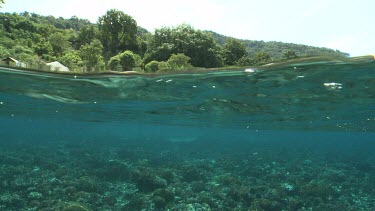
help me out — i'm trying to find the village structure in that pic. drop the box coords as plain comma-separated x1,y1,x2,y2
46,61,70,72
1,57,70,72
1,57,27,68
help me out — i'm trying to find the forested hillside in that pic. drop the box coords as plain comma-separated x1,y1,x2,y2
209,31,350,59
0,11,349,73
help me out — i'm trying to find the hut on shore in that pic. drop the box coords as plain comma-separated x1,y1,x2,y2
2,57,27,67
46,61,69,72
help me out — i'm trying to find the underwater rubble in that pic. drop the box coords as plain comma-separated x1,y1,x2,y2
1,138,375,211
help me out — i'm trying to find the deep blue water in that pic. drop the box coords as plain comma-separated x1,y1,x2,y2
0,57,374,210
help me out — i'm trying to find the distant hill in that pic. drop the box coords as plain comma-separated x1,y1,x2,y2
208,31,350,59
137,26,149,36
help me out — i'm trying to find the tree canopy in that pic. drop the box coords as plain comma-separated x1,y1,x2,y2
223,38,248,65
97,9,138,60
108,50,141,71
79,39,104,72
283,50,298,59
0,11,349,73
145,24,223,68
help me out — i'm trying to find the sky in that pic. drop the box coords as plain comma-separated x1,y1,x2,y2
1,0,374,56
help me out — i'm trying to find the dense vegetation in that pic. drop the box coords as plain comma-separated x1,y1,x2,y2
0,10,349,73
209,31,350,59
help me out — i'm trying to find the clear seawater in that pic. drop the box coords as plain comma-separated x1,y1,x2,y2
0,57,374,210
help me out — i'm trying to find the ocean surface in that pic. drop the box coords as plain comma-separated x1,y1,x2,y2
0,57,374,210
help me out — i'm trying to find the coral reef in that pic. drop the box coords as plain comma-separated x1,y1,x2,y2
0,138,375,210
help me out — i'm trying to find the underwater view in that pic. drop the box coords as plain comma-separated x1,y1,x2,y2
0,57,375,210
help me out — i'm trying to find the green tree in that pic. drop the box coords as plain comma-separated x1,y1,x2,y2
18,53,37,65
118,50,141,71
0,36,16,49
157,61,170,71
6,45,35,63
49,32,71,56
144,43,175,63
252,52,271,65
76,25,99,48
98,9,138,59
33,38,53,56
145,61,170,72
146,24,223,68
66,16,91,31
0,45,11,58
11,45,33,55
223,38,247,65
35,24,55,38
107,55,122,71
136,36,148,57
58,50,83,70
145,61,160,73
283,50,298,60
166,53,192,70
235,56,253,66
109,50,141,71
16,18,36,33
79,39,104,72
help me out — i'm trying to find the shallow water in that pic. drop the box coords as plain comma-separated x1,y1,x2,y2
0,57,374,210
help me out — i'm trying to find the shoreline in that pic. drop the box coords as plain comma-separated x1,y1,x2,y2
0,55,373,78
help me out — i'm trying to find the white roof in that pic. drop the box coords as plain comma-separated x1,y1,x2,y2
46,61,69,72
3,57,19,63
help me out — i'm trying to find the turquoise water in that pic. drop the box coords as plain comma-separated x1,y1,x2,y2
0,57,374,210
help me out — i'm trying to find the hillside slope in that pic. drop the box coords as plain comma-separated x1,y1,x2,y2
209,31,349,59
